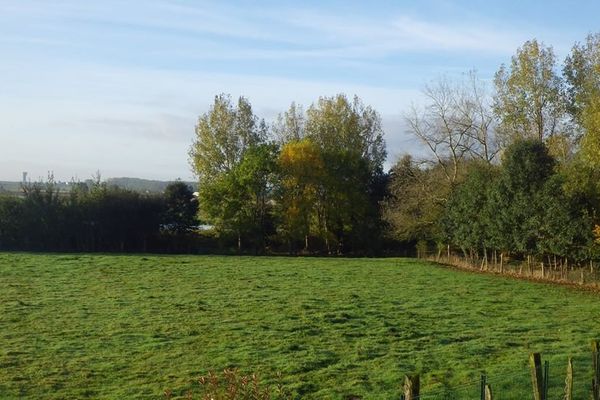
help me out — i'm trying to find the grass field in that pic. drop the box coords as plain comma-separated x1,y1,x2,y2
2,254,600,399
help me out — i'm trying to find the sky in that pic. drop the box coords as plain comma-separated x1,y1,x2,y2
1,0,599,182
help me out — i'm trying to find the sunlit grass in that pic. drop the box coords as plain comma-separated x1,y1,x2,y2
1,253,600,399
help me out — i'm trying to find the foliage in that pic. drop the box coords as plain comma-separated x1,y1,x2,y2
383,155,451,243
0,181,208,253
276,139,325,251
441,162,498,252
190,94,265,185
163,181,198,234
494,39,565,144
164,370,290,400
199,144,278,251
440,139,595,261
300,94,387,253
563,33,600,129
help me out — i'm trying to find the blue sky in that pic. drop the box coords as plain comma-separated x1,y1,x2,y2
1,0,599,181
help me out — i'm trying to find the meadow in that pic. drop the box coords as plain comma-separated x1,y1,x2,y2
2,254,600,399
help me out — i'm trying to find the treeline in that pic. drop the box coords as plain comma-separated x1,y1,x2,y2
3,34,600,258
385,35,600,264
0,180,200,252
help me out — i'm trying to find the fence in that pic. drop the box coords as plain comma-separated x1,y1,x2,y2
424,252,600,290
399,340,600,400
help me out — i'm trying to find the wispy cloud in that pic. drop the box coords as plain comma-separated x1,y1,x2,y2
0,0,595,180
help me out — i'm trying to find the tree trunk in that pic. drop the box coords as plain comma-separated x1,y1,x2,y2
484,248,488,270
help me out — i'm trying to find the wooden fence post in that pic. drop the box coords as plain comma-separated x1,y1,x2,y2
484,384,493,400
593,340,600,400
403,375,419,400
564,357,573,400
530,353,545,400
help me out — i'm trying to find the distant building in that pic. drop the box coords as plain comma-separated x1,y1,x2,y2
22,171,27,183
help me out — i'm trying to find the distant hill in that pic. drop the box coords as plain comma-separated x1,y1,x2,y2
0,178,197,195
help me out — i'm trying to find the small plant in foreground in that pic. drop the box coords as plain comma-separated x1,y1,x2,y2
164,369,291,400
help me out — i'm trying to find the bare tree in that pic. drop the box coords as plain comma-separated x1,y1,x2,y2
406,72,498,185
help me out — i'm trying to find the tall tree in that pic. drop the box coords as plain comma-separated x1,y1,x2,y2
198,143,278,252
564,33,600,167
189,94,264,184
190,94,276,251
303,94,386,253
277,138,324,252
564,33,600,128
306,94,386,176
494,39,565,145
406,73,498,186
441,162,498,257
273,102,305,144
487,139,556,256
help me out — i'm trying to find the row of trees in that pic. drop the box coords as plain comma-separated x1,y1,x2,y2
384,34,600,263
188,34,600,259
4,34,599,258
0,179,199,252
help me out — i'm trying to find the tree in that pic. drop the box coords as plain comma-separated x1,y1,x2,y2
163,181,198,234
563,33,600,129
305,94,386,176
303,94,386,253
190,94,277,252
383,154,450,244
494,39,565,144
441,162,498,258
198,143,278,252
273,102,305,144
234,143,279,251
189,94,265,185
487,139,556,257
406,73,498,185
277,138,324,252
562,33,600,169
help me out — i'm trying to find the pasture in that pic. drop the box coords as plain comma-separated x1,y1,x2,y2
1,253,600,399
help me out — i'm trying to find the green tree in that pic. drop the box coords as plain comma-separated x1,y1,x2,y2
191,94,276,251
273,102,305,144
441,162,498,258
190,94,265,184
305,94,386,176
563,33,600,128
487,140,556,256
277,138,324,252
303,94,386,253
563,33,600,167
494,39,565,145
163,181,198,234
198,143,278,252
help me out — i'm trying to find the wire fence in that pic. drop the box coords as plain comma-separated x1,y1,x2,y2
400,344,600,400
421,253,600,290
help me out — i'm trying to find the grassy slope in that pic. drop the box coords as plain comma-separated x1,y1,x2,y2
1,254,600,399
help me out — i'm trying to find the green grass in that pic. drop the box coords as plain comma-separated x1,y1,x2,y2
1,253,600,399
